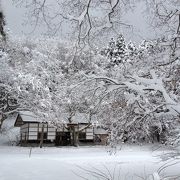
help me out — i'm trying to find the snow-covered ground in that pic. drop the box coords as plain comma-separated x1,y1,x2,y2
0,144,180,180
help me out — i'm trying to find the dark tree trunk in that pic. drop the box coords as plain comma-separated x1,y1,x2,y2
69,126,79,147
0,8,6,41
73,131,79,147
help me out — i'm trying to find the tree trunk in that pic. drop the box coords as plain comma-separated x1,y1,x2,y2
39,123,44,148
70,126,79,147
0,7,6,41
69,126,73,146
74,131,79,147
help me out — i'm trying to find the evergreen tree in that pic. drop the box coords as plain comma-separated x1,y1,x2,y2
114,35,126,59
102,34,127,66
0,5,6,41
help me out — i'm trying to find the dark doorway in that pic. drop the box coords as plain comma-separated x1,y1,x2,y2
55,132,71,146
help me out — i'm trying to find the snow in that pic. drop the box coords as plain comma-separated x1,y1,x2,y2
19,111,40,122
18,111,97,124
0,114,20,145
66,7,87,26
59,113,97,124
111,0,118,7
0,144,179,180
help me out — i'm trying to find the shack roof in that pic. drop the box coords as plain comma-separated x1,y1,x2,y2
14,111,97,127
19,111,39,122
59,113,97,124
14,111,40,127
94,128,108,135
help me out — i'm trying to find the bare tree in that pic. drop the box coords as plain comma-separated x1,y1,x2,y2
13,0,133,47
145,0,180,43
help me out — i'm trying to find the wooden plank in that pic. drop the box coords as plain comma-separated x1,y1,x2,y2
29,131,38,136
28,136,38,140
29,123,39,128
86,134,93,137
28,131,38,134
48,130,56,133
47,134,55,137
48,132,56,136
48,127,56,131
47,135,55,140
86,132,93,136
29,127,38,131
86,128,93,132
86,135,93,140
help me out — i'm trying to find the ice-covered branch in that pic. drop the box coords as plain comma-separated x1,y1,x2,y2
88,69,180,115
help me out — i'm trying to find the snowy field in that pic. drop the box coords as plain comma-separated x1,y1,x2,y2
0,144,180,180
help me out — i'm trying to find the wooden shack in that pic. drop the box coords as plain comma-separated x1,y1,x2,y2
14,111,96,146
14,111,56,144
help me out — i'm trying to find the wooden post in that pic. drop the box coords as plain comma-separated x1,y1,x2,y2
75,124,79,147
39,123,44,148
72,126,75,146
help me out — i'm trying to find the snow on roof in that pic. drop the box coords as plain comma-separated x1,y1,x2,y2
19,111,40,122
94,128,108,135
17,111,96,124
59,113,97,124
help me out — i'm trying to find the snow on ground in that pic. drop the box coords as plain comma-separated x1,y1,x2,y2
0,144,180,180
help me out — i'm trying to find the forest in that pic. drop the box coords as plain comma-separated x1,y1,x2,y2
0,0,180,179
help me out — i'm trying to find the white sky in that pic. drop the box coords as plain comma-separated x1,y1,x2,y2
2,0,158,44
